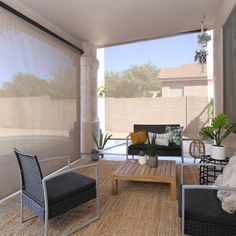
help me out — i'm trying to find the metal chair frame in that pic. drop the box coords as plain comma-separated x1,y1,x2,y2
16,152,100,236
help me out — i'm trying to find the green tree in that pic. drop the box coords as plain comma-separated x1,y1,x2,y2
105,63,161,98
0,72,50,97
49,68,76,99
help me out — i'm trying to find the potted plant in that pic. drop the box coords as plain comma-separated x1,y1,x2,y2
91,149,100,161
197,31,211,47
194,49,208,64
138,151,146,165
92,129,112,158
147,134,158,167
199,113,236,160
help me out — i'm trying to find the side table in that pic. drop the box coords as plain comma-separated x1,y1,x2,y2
199,155,229,185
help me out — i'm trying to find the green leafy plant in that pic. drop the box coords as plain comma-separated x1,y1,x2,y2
207,98,214,125
92,129,112,149
147,134,157,156
138,151,145,156
98,86,105,97
199,113,236,146
197,32,211,45
194,49,207,64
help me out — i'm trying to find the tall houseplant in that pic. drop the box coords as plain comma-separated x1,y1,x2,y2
147,134,158,167
92,129,112,158
199,113,236,160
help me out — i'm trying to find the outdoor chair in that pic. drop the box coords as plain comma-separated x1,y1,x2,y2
14,148,100,236
179,163,236,236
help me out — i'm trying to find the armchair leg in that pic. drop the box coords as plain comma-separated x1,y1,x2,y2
44,208,49,236
20,191,37,223
64,165,101,236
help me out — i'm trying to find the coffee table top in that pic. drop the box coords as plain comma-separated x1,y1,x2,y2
112,160,176,181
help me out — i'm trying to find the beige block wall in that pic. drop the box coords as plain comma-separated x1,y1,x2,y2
184,85,208,97
0,96,76,130
162,80,208,97
105,96,208,138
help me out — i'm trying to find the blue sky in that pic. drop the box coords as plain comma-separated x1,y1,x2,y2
105,32,198,72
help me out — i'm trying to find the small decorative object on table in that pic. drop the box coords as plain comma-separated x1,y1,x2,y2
189,139,205,163
199,113,236,160
147,134,158,168
92,129,112,158
138,151,146,165
91,149,100,161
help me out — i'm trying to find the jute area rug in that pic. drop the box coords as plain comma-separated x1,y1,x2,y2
0,160,198,236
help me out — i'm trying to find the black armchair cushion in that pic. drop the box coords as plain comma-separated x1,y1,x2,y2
178,186,236,227
46,172,96,205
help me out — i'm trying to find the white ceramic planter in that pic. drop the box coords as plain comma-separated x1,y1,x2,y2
98,148,104,158
211,145,226,160
138,155,147,165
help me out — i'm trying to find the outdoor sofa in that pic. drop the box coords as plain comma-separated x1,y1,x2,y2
126,124,183,162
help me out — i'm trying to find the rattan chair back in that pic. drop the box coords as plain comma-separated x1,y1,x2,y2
14,148,44,204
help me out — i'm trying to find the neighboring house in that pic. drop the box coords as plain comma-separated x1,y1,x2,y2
159,63,213,97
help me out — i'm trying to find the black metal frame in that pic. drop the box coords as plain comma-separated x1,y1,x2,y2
199,155,229,185
0,1,83,54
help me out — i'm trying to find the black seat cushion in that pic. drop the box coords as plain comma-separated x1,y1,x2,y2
46,172,96,205
128,144,181,151
178,186,236,227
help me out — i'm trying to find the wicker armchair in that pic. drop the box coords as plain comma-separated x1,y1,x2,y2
179,163,236,236
14,148,100,236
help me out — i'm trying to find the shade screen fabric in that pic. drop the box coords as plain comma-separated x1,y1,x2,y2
0,7,80,199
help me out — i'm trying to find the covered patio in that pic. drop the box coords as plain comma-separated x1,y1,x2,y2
0,0,236,235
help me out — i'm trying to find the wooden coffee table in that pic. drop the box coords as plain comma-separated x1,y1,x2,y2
111,160,177,200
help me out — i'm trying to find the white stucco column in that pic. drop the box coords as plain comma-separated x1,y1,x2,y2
80,42,99,153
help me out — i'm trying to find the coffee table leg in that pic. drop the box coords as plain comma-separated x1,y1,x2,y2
170,181,177,200
112,178,118,195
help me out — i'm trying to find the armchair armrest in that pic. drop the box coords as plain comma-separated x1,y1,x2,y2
39,156,70,166
180,162,226,185
181,184,236,236
43,163,98,181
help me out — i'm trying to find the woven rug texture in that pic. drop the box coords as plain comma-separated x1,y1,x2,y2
0,160,198,236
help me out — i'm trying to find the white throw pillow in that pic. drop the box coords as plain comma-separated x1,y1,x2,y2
148,132,171,146
215,155,236,214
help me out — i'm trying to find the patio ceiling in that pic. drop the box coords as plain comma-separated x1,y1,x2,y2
13,0,224,47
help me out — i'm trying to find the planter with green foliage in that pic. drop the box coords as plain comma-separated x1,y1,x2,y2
138,151,146,165
199,113,236,160
194,50,207,64
92,129,112,158
147,134,158,167
197,32,211,46
91,149,100,161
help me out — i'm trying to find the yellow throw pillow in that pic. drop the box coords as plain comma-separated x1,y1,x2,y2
130,130,147,145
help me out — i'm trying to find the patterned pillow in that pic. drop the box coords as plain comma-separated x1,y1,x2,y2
130,130,147,145
165,126,183,146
